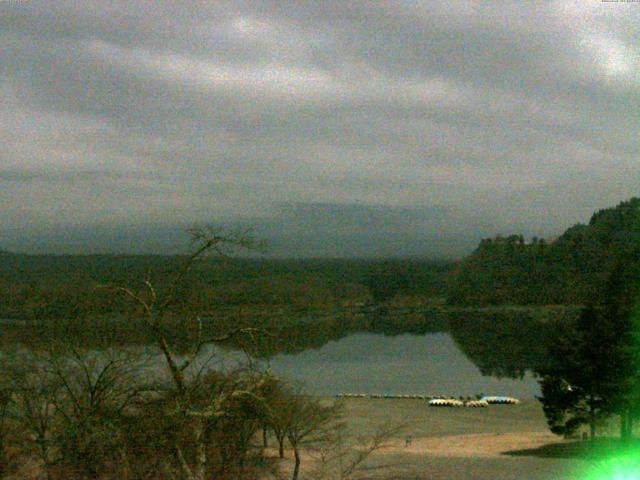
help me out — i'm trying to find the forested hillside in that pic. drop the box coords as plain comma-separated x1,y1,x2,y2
4,198,639,317
448,198,640,306
0,254,454,320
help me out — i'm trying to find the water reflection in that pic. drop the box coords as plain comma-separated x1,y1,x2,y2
263,332,540,398
0,306,578,399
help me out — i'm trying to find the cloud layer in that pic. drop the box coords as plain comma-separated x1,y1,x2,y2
1,1,639,256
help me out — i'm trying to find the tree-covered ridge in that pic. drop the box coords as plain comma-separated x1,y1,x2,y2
448,198,640,306
0,255,454,320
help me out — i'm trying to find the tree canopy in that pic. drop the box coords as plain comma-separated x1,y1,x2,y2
448,198,640,306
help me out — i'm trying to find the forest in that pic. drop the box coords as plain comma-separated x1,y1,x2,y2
0,230,410,480
447,198,640,306
2,199,640,478
3,198,640,323
0,253,453,321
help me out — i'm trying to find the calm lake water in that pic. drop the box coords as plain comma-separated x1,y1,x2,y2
261,332,539,398
2,320,541,399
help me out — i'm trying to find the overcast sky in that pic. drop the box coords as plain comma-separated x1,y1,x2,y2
1,1,639,256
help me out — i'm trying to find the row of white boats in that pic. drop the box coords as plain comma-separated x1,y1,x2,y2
428,396,520,407
335,393,520,407
337,393,434,399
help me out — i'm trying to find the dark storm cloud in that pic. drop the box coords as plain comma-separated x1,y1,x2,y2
1,1,639,255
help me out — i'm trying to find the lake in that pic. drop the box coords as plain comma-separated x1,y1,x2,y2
2,311,552,400
262,332,540,398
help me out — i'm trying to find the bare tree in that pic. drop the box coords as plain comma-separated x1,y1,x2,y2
263,380,291,459
101,226,268,480
281,395,342,480
307,420,407,480
46,348,148,480
11,361,60,480
4,347,149,480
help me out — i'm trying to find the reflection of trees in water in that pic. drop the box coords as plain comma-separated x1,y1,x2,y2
1,305,578,379
448,306,581,379
241,306,450,360
0,306,448,354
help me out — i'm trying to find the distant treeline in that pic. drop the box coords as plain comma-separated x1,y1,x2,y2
4,197,639,318
0,254,454,320
447,198,640,306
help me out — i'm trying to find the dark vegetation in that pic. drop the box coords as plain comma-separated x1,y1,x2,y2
3,305,452,358
0,229,401,480
449,305,581,379
2,197,640,478
448,198,640,306
529,200,640,442
0,255,453,321
0,347,351,480
446,197,640,444
0,249,455,357
2,200,639,317
535,250,640,442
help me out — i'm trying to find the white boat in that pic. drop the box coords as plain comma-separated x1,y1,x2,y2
481,396,520,405
464,400,489,408
428,398,464,407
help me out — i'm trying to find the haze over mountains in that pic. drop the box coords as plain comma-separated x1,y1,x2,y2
4,193,637,258
2,2,639,256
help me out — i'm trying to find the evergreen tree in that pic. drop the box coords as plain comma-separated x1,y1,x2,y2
601,251,640,440
536,306,620,438
537,248,640,440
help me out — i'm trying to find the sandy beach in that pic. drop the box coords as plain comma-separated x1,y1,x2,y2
271,399,586,479
382,431,563,458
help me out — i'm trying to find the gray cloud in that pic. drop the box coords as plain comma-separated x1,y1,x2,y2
1,1,639,256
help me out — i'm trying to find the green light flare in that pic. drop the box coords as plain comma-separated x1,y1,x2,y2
583,451,640,480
